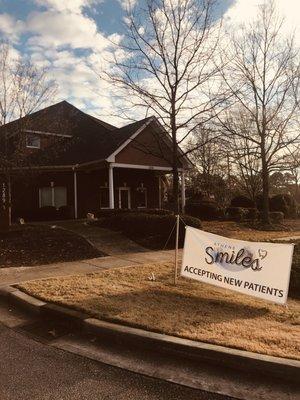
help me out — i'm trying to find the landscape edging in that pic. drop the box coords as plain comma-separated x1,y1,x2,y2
2,286,299,383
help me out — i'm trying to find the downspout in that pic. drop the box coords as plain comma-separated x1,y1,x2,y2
73,165,79,219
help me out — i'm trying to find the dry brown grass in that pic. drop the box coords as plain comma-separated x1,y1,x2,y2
18,262,300,360
202,219,300,241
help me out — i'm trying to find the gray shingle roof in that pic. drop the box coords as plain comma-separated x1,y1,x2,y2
0,101,153,167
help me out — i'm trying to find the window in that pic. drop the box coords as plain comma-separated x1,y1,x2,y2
39,186,67,208
26,134,41,149
54,187,67,208
100,187,109,208
40,187,52,207
136,186,147,208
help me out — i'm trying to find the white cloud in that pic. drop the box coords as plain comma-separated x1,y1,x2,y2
34,0,103,14
117,0,138,11
27,10,111,51
224,0,300,42
0,13,24,41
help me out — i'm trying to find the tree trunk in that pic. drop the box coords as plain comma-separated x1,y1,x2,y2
261,152,270,225
172,164,180,214
171,105,180,214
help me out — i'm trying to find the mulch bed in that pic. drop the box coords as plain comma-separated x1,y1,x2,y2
0,225,104,268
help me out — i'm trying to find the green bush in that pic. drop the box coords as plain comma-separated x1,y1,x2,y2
96,208,172,218
226,207,248,221
59,205,74,220
231,196,255,208
290,240,300,297
255,194,269,210
93,212,202,249
37,206,58,221
138,208,173,215
245,208,259,220
270,194,297,218
269,211,284,224
257,211,285,224
185,200,221,220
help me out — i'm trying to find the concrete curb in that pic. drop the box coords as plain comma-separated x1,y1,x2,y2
2,286,299,383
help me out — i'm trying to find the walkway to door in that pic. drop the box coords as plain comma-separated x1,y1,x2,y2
47,219,147,255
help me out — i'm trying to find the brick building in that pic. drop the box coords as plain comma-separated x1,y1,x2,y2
0,101,190,221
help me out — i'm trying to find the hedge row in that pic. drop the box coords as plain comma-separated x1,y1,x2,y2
96,208,173,218
290,240,300,297
34,206,74,221
226,207,284,223
92,212,202,249
185,200,223,220
230,194,298,218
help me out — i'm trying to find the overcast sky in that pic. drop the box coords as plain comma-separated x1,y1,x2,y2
0,0,299,126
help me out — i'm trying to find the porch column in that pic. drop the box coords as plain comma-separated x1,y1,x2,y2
181,171,186,214
73,170,78,219
158,175,162,209
109,164,115,209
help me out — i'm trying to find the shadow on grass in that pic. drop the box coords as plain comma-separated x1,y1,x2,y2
68,287,270,333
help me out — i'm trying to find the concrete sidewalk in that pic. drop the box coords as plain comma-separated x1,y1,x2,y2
0,250,178,286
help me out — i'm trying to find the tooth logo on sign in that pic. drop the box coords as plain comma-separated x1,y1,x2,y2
258,249,268,260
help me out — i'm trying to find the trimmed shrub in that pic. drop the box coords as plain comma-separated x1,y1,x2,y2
255,194,269,211
93,212,201,249
59,205,74,220
231,196,255,208
270,194,297,218
290,240,300,297
258,211,285,224
226,207,247,221
245,208,259,221
269,211,284,224
37,206,58,221
140,208,173,215
96,208,172,218
95,209,130,218
185,200,220,220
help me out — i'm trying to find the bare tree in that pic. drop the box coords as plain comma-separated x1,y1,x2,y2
272,147,300,200
217,1,300,224
0,41,57,227
186,127,232,204
221,111,262,202
102,0,224,212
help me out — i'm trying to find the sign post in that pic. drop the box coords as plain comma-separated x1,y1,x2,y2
174,214,180,285
181,227,294,304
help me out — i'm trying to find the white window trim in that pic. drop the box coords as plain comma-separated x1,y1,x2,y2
118,187,131,209
24,129,72,138
26,134,41,149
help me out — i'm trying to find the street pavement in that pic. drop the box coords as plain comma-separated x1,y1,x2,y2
0,322,233,400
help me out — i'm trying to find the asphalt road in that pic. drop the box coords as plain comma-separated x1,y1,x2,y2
0,323,234,400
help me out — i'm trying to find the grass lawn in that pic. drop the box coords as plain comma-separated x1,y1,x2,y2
17,262,300,360
202,219,300,241
0,225,104,268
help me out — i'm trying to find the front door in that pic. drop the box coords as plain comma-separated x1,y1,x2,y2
119,187,131,209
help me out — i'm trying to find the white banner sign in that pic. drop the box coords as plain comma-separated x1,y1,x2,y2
181,227,294,304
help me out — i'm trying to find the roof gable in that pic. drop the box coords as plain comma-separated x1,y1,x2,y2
0,101,191,169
